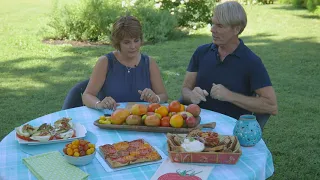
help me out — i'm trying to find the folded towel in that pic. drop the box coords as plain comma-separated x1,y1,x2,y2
23,151,89,180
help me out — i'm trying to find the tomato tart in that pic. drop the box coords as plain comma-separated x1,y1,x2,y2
99,139,162,168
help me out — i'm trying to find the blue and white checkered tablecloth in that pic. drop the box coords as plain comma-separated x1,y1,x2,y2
0,103,274,180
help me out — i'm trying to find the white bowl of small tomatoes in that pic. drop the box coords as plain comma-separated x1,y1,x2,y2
62,139,96,166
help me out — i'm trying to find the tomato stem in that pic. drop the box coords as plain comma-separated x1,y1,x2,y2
176,169,202,176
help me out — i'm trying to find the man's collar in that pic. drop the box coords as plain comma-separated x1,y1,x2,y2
232,39,244,58
210,43,218,51
210,39,245,58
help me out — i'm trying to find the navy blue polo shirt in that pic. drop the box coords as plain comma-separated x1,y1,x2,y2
187,39,272,119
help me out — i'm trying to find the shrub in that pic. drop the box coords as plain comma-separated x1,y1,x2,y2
279,0,319,11
292,0,305,7
307,0,318,11
157,0,215,28
48,0,122,41
278,0,292,4
133,7,178,43
47,0,181,43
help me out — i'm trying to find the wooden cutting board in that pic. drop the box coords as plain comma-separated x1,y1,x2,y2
95,102,216,133
93,120,216,134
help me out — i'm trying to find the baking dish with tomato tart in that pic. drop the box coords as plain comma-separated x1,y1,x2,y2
99,139,162,168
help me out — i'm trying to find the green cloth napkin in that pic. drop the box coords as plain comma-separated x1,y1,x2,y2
23,151,89,180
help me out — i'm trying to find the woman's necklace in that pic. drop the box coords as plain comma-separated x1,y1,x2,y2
126,66,132,73
116,51,140,73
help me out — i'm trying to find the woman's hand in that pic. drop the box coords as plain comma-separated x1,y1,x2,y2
138,88,159,103
97,96,120,110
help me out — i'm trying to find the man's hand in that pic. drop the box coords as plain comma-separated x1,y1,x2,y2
190,87,209,104
210,83,232,101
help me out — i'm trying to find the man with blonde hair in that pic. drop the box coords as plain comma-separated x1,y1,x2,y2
181,1,277,129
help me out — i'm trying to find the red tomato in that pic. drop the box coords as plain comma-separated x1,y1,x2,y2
63,148,67,155
160,116,170,127
55,135,63,139
158,173,201,180
72,130,76,137
79,150,86,156
79,139,86,146
138,148,152,156
168,101,181,112
83,144,89,151
115,157,129,164
16,133,34,141
128,139,144,148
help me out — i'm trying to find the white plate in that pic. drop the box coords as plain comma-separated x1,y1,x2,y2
15,123,87,145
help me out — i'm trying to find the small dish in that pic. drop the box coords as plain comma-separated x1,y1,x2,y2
62,150,96,166
181,138,205,152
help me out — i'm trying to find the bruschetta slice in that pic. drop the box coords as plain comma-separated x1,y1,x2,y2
54,117,75,139
30,123,54,142
15,124,38,141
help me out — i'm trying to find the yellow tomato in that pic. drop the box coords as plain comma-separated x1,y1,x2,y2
72,139,79,146
88,143,95,148
67,148,74,156
86,149,91,155
73,152,80,157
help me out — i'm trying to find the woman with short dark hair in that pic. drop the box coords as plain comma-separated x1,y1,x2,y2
82,16,168,110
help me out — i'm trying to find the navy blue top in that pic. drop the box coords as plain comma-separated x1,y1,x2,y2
187,39,272,119
100,52,152,102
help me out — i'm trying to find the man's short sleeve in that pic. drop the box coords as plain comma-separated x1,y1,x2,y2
187,48,200,72
249,58,272,92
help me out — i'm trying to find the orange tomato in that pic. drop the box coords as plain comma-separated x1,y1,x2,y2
110,109,130,125
155,106,169,117
160,116,170,127
144,115,161,126
180,104,185,112
168,101,181,112
130,104,148,115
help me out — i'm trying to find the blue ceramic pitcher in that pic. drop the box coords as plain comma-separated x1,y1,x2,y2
233,115,262,147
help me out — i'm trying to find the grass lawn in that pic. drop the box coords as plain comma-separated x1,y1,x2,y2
1,0,319,179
